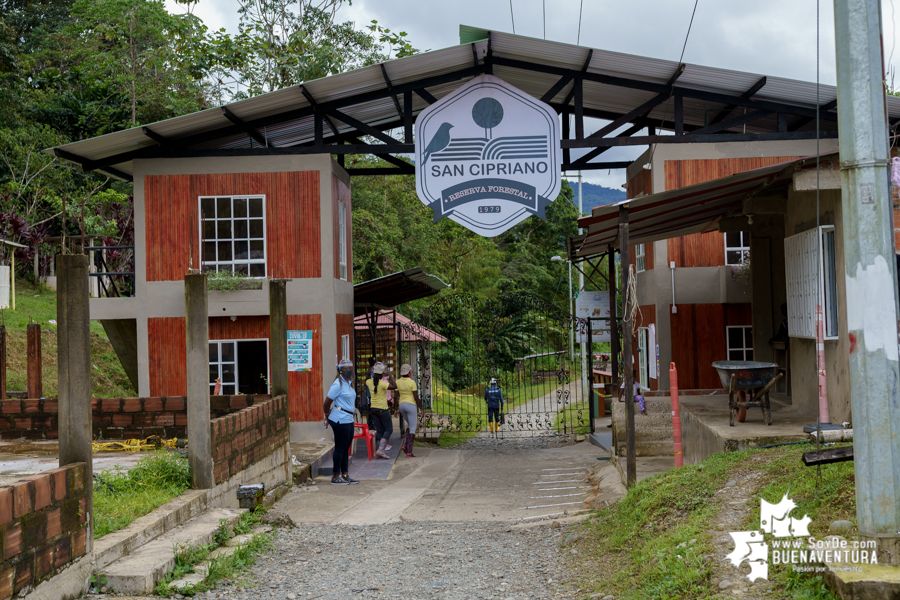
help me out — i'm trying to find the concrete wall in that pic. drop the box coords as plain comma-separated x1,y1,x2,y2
782,188,851,422
90,155,353,410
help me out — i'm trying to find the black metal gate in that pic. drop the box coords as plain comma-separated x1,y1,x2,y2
395,292,586,440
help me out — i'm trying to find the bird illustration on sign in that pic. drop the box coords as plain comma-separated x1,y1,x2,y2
422,123,454,164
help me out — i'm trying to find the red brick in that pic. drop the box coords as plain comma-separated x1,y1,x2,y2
0,402,20,415
46,507,61,538
11,481,33,518
13,418,31,430
90,398,98,410
4,523,22,559
133,414,153,427
92,414,111,424
53,536,70,568
165,397,186,411
111,414,133,427
47,430,58,440
34,545,54,580
100,399,121,412
143,398,162,412
174,413,187,426
122,399,142,413
42,400,57,414
154,413,174,426
13,560,31,594
0,489,10,526
71,528,86,558
78,498,86,525
229,396,248,410
22,401,40,414
68,464,85,494
0,566,12,600
31,475,50,511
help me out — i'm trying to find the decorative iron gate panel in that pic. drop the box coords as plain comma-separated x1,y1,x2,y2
396,292,585,440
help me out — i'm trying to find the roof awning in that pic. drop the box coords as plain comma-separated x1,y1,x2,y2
569,154,837,259
354,267,449,314
353,310,447,342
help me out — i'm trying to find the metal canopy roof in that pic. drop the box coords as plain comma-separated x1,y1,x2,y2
568,154,835,259
48,26,900,182
354,267,449,314
353,310,447,342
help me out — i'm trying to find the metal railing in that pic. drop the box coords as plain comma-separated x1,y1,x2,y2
85,246,135,298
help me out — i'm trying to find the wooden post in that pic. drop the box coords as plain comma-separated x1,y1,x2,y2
26,324,41,398
619,205,636,487
0,325,6,399
268,279,288,398
609,247,619,389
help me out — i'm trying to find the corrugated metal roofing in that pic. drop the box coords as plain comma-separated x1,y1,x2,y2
353,310,447,342
48,29,900,179
354,267,449,312
569,154,836,258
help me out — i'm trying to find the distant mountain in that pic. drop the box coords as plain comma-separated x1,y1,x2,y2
566,181,626,210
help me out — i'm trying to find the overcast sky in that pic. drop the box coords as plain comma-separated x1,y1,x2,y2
166,0,900,189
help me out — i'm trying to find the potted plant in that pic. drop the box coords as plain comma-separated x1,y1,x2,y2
206,270,264,291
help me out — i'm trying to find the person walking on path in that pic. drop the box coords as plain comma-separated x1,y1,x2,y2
323,359,360,485
484,378,505,439
396,363,423,457
367,362,398,459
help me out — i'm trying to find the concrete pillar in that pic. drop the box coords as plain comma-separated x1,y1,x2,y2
0,325,6,399
26,324,41,399
185,274,213,489
268,280,288,398
56,254,93,546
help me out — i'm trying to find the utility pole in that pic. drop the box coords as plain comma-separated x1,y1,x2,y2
834,0,900,566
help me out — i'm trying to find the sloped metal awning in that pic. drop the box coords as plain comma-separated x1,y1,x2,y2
47,26,900,182
354,267,449,315
568,154,835,259
353,310,447,342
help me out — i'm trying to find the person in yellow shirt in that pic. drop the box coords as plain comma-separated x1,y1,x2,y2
366,362,397,459
396,363,422,457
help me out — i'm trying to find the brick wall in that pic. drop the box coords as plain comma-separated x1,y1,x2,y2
0,463,88,599
211,395,289,484
0,395,271,441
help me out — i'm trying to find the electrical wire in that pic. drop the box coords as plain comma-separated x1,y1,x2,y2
543,0,546,40
815,0,822,485
577,0,584,45
509,0,515,34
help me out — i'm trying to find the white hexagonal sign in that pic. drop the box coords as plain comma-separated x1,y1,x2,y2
415,75,562,237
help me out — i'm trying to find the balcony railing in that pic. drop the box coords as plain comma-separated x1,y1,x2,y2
85,246,135,298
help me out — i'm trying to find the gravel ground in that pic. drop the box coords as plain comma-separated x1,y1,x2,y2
451,431,575,451
199,522,574,600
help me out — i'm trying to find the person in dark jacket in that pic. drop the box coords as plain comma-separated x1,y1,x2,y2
484,378,505,439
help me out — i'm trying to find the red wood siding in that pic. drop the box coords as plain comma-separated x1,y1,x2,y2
664,157,800,268
336,314,354,363
626,167,652,198
287,314,323,421
208,316,270,340
148,317,187,397
669,303,752,389
631,304,658,391
332,175,352,282
145,172,320,281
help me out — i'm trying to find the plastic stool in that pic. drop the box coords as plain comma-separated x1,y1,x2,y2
351,422,375,461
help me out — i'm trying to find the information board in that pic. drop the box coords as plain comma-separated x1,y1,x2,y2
575,291,611,343
287,330,312,372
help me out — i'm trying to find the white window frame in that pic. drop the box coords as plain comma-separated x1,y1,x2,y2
209,338,270,395
784,226,839,340
341,334,350,362
338,201,347,281
726,326,753,361
199,195,267,278
635,244,646,272
637,327,649,387
725,231,750,266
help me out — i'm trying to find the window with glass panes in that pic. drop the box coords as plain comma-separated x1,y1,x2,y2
725,231,750,265
200,196,266,277
209,340,237,395
341,334,350,361
635,244,646,272
726,326,753,361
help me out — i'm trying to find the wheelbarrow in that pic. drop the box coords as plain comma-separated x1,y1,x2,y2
711,361,784,427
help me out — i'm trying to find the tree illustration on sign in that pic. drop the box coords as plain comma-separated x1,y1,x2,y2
472,98,504,139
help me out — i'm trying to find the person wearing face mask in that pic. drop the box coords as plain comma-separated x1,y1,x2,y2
323,359,360,485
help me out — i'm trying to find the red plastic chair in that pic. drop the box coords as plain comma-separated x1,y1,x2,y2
351,423,374,461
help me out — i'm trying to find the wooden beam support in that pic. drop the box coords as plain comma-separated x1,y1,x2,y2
574,78,584,139
789,98,839,131
674,94,684,135
380,64,404,122
328,108,403,145
300,86,340,137
404,90,413,143
142,127,168,145
415,88,438,104
802,446,854,466
707,76,768,127
541,74,575,104
26,324,41,399
570,123,644,168
690,109,773,136
562,129,838,149
619,205,635,488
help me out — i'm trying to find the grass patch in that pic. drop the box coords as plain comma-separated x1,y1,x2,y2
2,279,136,397
155,510,274,597
93,451,191,538
554,401,591,435
566,444,852,600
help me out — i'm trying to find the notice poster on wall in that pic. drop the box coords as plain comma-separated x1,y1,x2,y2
287,330,313,372
575,291,611,343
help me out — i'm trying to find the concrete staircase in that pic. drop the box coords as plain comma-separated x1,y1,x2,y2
611,396,674,457
93,490,246,595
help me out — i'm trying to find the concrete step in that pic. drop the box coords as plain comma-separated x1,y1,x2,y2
100,507,244,595
615,440,675,457
94,489,209,571
168,525,272,591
